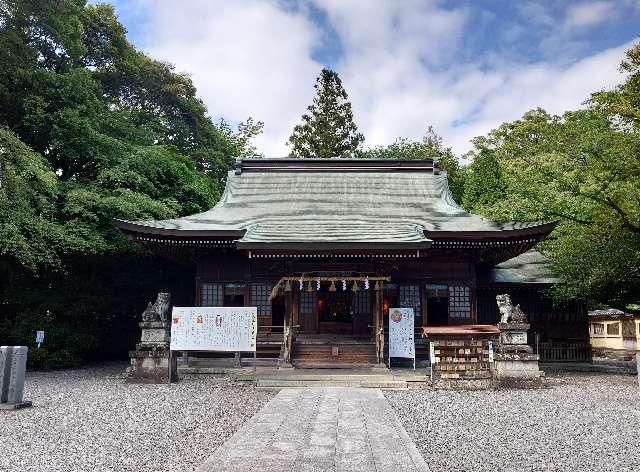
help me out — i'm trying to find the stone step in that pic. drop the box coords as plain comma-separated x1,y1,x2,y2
256,374,428,382
293,361,377,369
257,378,410,389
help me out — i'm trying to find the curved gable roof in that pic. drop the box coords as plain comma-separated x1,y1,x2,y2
117,158,555,249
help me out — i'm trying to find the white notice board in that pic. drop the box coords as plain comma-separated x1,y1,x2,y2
388,307,415,360
170,307,257,352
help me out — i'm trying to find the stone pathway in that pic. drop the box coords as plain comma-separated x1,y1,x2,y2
197,388,429,472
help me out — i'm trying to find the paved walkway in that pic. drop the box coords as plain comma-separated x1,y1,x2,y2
197,388,429,472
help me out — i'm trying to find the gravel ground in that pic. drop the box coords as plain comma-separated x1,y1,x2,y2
386,373,640,472
0,363,275,472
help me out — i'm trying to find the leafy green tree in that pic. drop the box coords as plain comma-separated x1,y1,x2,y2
288,68,364,158
0,128,66,272
465,102,640,307
591,42,640,126
0,0,261,368
359,126,466,203
461,148,505,213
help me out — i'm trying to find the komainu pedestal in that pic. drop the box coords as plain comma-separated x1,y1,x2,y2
126,293,177,383
493,294,542,388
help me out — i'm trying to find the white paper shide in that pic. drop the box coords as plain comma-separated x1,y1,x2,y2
170,307,257,352
388,307,415,359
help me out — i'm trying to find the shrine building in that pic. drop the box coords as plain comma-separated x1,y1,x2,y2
117,158,587,368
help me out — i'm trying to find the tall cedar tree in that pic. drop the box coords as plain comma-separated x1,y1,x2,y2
288,68,364,158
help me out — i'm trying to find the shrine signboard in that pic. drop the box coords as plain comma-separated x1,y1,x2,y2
170,307,257,352
388,307,415,367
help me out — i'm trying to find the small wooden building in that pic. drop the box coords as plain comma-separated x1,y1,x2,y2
589,308,640,361
118,158,585,367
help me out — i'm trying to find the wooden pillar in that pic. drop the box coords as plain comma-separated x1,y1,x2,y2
421,285,429,328
375,288,384,365
281,289,294,367
284,290,292,327
292,289,299,328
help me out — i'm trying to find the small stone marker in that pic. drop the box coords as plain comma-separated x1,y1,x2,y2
0,346,32,410
35,331,45,348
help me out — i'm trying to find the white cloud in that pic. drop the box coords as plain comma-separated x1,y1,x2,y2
314,1,630,156
118,0,632,158
565,1,617,28
127,0,322,156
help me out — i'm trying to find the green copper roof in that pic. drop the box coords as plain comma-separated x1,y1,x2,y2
483,250,558,285
118,158,555,247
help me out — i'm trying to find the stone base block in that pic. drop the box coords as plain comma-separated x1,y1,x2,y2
494,353,543,389
497,322,530,331
432,378,493,390
126,350,177,384
499,344,533,354
136,342,170,351
0,400,32,410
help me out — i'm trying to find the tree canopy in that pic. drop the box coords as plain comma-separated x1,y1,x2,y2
0,0,260,368
462,44,640,307
288,68,364,158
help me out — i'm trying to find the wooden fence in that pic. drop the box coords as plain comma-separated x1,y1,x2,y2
539,341,591,362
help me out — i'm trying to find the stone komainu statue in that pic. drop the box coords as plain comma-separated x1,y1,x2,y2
141,292,172,322
496,294,527,324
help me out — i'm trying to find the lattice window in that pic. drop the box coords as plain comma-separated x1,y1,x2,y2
399,284,421,317
250,283,272,317
353,289,371,314
425,283,448,298
606,322,620,336
448,285,471,319
201,283,223,306
592,323,605,335
299,290,315,315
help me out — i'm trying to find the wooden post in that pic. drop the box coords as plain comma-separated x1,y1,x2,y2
375,288,384,365
422,285,428,328
281,289,294,367
636,353,639,388
374,289,380,363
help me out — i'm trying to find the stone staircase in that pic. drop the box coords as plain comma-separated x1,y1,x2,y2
291,336,378,369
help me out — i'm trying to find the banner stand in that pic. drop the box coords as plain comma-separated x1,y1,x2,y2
388,307,416,371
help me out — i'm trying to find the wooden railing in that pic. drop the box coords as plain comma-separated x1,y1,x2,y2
539,342,591,362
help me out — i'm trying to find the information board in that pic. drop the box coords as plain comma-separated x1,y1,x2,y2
35,331,45,348
388,307,415,361
170,307,257,352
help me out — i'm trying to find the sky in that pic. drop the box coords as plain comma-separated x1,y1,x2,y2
107,0,640,157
